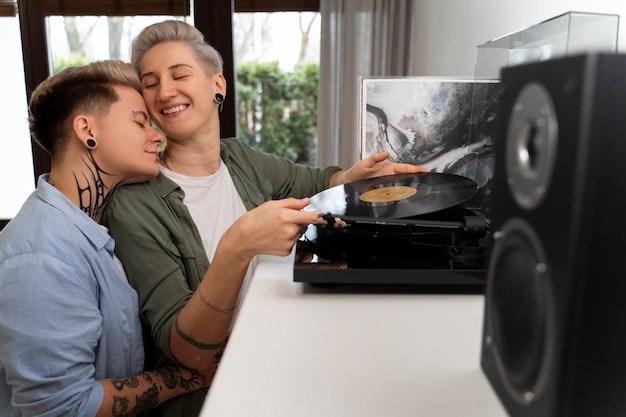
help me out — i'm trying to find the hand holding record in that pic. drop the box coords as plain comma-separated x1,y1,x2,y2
221,198,327,260
307,172,478,220
328,151,428,187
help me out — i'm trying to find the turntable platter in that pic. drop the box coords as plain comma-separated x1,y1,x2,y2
306,172,478,219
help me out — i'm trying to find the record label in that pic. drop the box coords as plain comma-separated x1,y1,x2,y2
359,186,417,203
307,172,478,219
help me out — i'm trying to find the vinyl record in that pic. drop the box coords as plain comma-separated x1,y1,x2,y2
307,172,478,219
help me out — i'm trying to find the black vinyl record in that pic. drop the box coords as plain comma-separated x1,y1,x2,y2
307,172,478,219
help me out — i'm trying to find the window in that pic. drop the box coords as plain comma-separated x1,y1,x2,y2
47,15,193,72
2,0,319,229
0,15,33,224
0,0,192,229
234,11,320,165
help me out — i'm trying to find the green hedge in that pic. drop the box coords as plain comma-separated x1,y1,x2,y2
236,61,318,166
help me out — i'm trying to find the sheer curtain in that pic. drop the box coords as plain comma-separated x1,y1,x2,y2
317,0,414,169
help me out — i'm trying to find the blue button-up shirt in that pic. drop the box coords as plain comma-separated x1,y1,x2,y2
0,174,144,417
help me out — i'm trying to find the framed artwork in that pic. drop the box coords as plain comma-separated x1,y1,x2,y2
359,77,501,216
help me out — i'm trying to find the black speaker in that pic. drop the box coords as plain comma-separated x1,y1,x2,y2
481,53,626,417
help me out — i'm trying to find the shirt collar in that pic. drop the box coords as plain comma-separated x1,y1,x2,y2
37,174,114,251
150,141,232,198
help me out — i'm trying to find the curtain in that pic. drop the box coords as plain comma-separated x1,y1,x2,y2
317,0,414,169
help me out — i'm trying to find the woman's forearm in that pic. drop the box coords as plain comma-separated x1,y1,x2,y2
97,364,207,417
167,198,323,372
168,231,251,373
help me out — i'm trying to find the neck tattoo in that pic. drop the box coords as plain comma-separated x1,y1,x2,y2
75,152,127,222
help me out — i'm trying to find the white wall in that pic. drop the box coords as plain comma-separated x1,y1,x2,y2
411,0,626,76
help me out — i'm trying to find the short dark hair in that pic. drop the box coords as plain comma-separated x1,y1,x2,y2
28,60,141,155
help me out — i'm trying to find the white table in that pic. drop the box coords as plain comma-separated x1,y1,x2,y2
200,253,508,417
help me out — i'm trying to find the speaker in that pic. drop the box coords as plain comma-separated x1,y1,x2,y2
481,53,626,417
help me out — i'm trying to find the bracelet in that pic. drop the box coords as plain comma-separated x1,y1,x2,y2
196,287,236,314
145,372,162,396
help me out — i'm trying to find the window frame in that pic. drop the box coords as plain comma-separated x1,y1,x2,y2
2,0,319,230
0,0,16,16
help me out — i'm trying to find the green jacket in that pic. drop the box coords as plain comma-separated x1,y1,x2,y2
102,138,341,416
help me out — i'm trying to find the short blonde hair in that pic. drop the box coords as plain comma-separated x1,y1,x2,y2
131,19,224,76
29,60,141,155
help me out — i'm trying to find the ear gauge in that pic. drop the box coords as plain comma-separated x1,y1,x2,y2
214,93,225,112
86,138,97,149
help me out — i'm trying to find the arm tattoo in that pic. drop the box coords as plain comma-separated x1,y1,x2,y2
157,364,207,392
108,365,207,416
112,376,140,390
174,316,228,351
112,384,159,417
111,396,130,416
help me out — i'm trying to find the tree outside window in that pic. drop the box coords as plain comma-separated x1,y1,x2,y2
235,12,320,165
48,12,321,166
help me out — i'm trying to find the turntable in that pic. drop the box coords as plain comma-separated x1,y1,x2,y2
294,172,490,289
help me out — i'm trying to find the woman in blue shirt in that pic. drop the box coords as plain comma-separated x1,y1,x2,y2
0,61,210,417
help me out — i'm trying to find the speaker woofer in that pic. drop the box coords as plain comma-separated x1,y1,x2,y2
485,217,554,405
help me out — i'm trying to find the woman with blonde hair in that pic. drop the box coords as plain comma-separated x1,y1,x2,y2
103,20,426,416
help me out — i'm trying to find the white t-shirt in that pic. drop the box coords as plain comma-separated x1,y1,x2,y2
159,161,258,316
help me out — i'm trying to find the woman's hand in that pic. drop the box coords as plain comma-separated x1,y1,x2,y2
329,151,428,187
220,198,326,262
173,198,327,372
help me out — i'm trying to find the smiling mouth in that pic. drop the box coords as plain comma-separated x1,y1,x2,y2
162,104,187,115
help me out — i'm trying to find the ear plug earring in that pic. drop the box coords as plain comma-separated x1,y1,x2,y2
214,93,224,112
86,138,97,148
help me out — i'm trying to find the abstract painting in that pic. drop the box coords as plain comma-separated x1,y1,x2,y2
360,77,501,216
